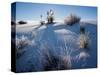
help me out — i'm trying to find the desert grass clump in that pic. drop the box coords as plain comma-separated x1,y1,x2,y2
16,35,29,58
78,22,91,49
37,39,72,71
79,32,90,49
64,14,81,26
16,35,29,50
43,51,72,70
32,33,72,71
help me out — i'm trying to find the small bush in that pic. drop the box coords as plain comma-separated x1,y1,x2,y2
79,33,90,48
64,14,81,25
38,41,72,70
16,35,29,50
47,16,54,23
18,21,27,24
16,35,29,58
44,52,71,70
16,39,28,50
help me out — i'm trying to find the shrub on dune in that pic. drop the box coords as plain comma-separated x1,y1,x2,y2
37,41,72,70
18,20,27,24
16,35,29,50
78,33,90,49
43,52,71,70
16,35,30,58
64,14,81,25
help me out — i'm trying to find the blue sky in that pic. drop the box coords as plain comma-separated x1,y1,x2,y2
12,2,97,21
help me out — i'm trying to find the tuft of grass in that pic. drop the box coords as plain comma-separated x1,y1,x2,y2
16,35,30,58
16,35,29,50
78,32,90,49
36,38,72,71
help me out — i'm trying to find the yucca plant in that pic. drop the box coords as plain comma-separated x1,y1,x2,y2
47,9,54,23
79,33,90,48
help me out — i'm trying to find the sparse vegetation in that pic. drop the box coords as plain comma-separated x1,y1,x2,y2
40,15,45,25
79,33,90,48
36,38,72,71
16,35,29,58
18,21,27,24
64,14,81,25
79,22,90,49
42,49,71,70
47,9,54,23
16,36,29,50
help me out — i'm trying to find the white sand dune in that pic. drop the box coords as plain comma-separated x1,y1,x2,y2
15,21,97,72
